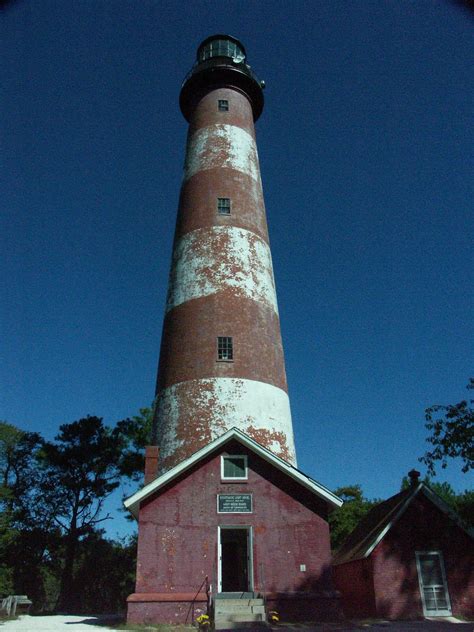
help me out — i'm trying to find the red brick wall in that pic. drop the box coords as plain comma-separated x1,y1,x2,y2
129,441,337,623
372,493,474,619
333,557,376,618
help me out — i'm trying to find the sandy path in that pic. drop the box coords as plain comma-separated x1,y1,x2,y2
0,615,118,631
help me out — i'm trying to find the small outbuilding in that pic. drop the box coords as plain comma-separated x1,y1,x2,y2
125,427,342,625
333,471,474,621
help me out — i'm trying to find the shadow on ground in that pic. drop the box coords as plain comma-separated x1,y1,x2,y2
269,620,473,631
63,614,124,627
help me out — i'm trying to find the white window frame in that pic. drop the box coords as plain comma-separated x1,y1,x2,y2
221,454,248,481
415,550,452,617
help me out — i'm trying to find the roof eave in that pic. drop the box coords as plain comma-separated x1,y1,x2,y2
123,428,342,518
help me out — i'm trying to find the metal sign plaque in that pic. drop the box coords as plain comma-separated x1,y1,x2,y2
217,494,252,513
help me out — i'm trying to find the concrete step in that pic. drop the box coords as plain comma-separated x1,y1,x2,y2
215,602,265,611
215,598,264,607
214,623,268,631
215,614,267,629
251,605,266,615
215,592,256,599
215,605,266,614
215,613,265,622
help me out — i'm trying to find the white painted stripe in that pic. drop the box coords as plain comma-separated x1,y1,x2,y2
184,124,260,182
156,377,297,467
166,226,279,313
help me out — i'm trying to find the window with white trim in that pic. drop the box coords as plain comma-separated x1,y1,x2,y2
221,455,248,480
218,99,229,112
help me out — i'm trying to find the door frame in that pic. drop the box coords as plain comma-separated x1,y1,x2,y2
217,525,254,593
415,550,452,617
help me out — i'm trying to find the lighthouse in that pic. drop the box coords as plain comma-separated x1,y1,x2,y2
153,34,296,473
125,36,342,626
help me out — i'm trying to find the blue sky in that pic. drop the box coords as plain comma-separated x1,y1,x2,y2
2,1,472,537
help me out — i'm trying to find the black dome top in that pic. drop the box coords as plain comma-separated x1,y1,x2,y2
180,34,264,122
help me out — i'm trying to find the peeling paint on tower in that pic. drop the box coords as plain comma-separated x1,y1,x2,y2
153,35,297,471
184,124,260,182
166,227,279,313
156,377,296,472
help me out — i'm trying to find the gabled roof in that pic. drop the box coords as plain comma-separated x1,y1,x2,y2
333,482,473,566
124,427,342,518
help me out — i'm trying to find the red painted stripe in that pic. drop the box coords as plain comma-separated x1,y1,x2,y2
175,167,269,243
156,291,288,393
188,87,256,138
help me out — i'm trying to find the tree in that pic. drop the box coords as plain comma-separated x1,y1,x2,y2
420,379,474,475
0,422,44,518
0,422,48,598
73,532,136,613
328,485,379,550
39,416,126,612
116,406,153,481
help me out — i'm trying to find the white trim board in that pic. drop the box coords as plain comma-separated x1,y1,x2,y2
124,427,342,518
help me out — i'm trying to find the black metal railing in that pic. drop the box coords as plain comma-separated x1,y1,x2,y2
185,575,210,625
259,562,267,614
181,58,262,90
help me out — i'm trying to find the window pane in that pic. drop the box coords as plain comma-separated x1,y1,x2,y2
420,555,443,586
217,197,231,214
224,457,246,478
218,336,233,360
424,590,436,610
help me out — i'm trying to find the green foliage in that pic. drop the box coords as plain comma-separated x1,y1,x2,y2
40,416,125,535
0,564,13,595
0,422,51,604
0,422,44,521
73,533,137,613
329,485,380,551
39,416,127,611
0,416,139,613
116,406,153,481
420,379,474,475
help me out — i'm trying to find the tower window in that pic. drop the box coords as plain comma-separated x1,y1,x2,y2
217,197,231,215
217,336,233,361
218,99,229,112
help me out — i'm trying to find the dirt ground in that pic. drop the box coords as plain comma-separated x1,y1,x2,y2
0,615,472,631
0,614,119,631
274,620,473,631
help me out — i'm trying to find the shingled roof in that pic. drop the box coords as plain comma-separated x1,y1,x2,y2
333,482,473,566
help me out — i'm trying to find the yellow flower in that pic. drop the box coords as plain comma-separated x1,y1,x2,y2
269,610,280,622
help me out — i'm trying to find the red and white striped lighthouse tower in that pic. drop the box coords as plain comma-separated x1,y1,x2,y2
153,35,297,472
127,38,342,625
